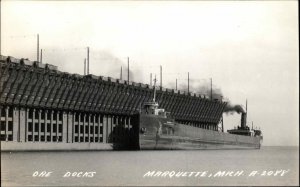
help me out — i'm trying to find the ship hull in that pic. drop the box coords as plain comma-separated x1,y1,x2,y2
140,134,260,150
138,114,261,150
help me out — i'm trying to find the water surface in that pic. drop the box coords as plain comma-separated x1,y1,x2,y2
1,146,298,186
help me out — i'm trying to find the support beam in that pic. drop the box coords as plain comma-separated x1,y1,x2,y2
67,112,73,143
13,107,19,142
102,115,107,143
93,114,96,143
128,117,131,129
88,114,91,142
107,115,112,143
63,112,67,143
78,113,81,142
4,107,8,141
25,108,29,142
98,115,101,143
50,110,53,142
83,114,86,142
56,111,59,142
72,112,76,143
32,109,35,142
38,109,41,142
19,108,26,142
44,110,48,142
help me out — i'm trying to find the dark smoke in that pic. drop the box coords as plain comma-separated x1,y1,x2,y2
167,78,223,100
224,102,245,114
196,83,223,100
90,50,138,81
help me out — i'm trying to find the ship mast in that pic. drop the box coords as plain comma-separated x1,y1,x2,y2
153,75,157,102
245,99,248,127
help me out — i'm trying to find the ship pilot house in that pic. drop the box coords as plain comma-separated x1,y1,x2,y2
141,101,169,117
141,77,169,118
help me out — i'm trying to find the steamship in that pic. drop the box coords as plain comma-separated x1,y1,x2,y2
133,79,262,150
137,99,262,150
0,55,262,151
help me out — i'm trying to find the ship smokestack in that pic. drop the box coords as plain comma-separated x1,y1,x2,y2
241,99,247,129
241,112,247,129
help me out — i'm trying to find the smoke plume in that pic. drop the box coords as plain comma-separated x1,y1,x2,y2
224,102,245,114
166,78,224,100
89,50,139,81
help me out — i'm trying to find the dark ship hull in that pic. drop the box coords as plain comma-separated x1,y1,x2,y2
138,114,261,150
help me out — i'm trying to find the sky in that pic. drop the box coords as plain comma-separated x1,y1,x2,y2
1,1,298,146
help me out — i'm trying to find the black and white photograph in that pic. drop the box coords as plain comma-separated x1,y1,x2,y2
0,1,299,186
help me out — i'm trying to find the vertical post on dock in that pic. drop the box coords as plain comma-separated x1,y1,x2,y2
37,34,39,62
120,66,122,80
188,72,189,93
221,96,224,132
210,78,213,100
84,58,86,75
40,49,43,63
127,57,130,82
87,47,90,74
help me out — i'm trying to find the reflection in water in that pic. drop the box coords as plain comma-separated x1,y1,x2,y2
108,124,139,150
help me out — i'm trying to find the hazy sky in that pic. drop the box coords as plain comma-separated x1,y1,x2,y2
1,1,298,146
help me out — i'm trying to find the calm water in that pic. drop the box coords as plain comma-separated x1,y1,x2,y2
1,146,299,186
